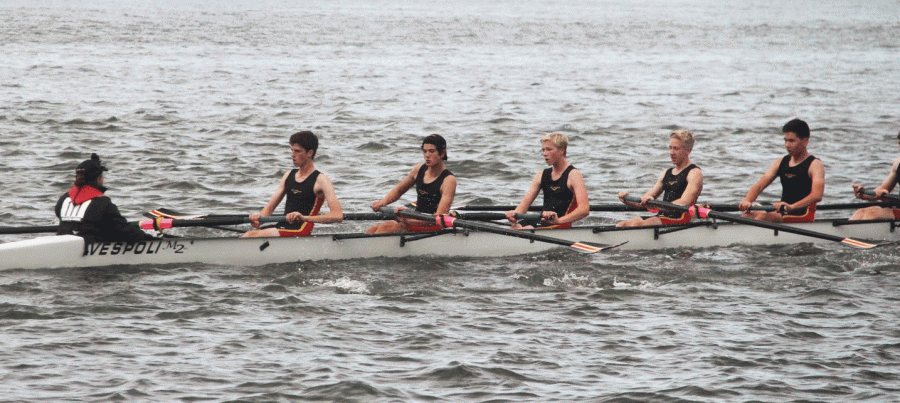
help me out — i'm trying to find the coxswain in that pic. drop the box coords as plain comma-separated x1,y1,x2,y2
850,130,900,220
617,130,703,227
366,134,457,234
738,118,825,222
55,153,156,243
504,132,590,229
242,131,343,237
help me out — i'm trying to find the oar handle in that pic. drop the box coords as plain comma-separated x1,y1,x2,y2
862,188,900,203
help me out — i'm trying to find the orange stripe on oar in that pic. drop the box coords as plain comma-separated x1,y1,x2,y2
570,242,601,253
841,238,877,249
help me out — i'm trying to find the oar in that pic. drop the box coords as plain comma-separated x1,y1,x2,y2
452,202,890,212
0,225,60,235
624,196,880,249
862,189,900,204
394,209,620,254
145,208,540,224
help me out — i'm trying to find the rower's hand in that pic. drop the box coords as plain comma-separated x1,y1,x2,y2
504,210,519,223
370,200,387,212
738,200,752,212
286,212,305,224
542,211,559,225
772,202,790,215
249,213,262,228
394,205,407,223
617,191,628,203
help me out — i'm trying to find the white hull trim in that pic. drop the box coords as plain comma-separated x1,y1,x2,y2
1,219,897,270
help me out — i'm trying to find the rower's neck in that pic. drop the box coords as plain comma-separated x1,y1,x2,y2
551,158,569,175
673,159,692,173
426,162,445,174
790,151,810,165
296,161,316,178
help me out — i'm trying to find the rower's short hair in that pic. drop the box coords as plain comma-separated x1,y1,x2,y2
782,119,810,139
541,132,568,151
289,131,319,159
670,130,694,150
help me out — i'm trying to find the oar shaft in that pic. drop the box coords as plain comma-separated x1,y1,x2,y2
395,209,604,253
625,196,870,247
0,225,60,235
454,201,888,212
862,189,900,204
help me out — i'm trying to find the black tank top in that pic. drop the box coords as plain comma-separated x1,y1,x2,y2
662,164,699,202
415,165,453,214
541,165,576,217
284,169,321,215
777,155,816,204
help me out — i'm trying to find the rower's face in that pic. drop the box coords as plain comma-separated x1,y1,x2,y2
422,144,443,166
669,138,690,165
542,141,564,165
783,131,808,156
291,144,312,166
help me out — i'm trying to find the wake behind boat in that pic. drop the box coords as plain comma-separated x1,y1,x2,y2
1,217,896,270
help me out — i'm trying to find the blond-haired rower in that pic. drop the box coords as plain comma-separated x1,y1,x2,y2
505,132,590,229
617,130,703,227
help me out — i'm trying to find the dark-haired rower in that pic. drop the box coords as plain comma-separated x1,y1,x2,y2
739,118,825,223
243,131,343,237
366,134,457,234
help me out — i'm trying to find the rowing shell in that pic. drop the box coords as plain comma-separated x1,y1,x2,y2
0,218,896,270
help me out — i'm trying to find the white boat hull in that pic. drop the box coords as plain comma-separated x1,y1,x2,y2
1,220,897,270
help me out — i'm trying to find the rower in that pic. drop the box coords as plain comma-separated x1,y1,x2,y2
617,130,703,227
504,132,590,229
850,130,900,220
242,131,343,238
55,153,157,243
738,118,825,223
366,134,457,234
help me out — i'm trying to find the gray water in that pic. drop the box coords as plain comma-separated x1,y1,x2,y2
1,0,899,401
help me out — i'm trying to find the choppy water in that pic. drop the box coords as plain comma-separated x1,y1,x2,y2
2,0,899,401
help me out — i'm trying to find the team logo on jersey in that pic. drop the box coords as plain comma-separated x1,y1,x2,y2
549,186,561,192
59,198,92,222
784,173,796,178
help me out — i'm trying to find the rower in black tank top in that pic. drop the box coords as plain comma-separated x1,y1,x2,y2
660,164,699,218
281,169,324,230
778,155,817,216
541,165,575,218
414,164,453,214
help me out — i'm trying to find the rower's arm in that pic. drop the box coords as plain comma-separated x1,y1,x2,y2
618,171,664,208
513,172,542,214
787,158,825,211
671,168,703,206
259,171,290,217
372,164,418,210
740,159,780,209
557,168,589,224
877,158,900,194
434,175,457,215
307,173,343,224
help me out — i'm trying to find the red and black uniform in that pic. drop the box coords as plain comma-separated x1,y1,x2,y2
274,169,324,237
539,165,577,229
407,165,454,232
55,185,155,243
778,155,817,223
658,164,700,225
